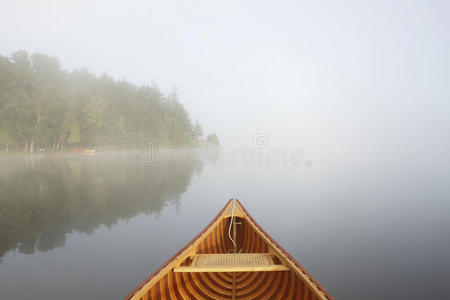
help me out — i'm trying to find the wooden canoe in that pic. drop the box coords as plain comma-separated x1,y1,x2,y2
125,199,333,300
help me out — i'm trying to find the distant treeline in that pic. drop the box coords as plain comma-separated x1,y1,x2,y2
0,51,219,152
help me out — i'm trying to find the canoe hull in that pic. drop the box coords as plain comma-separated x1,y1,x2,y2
125,199,333,300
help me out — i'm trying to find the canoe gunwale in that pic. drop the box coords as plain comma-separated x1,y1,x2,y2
124,199,333,300
237,200,333,300
124,201,229,300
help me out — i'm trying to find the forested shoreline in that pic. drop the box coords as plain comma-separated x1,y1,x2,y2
0,51,219,152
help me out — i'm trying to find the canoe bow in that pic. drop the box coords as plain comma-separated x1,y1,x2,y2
125,199,333,300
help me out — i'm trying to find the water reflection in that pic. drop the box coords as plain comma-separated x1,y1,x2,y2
0,152,203,260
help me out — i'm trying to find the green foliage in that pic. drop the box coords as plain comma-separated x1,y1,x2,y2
0,128,12,150
67,121,80,145
206,133,220,145
193,120,203,139
0,51,211,151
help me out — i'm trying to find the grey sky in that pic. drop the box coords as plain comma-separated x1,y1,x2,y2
1,0,449,148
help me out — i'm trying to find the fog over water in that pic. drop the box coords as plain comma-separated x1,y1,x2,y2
0,150,449,300
1,0,449,148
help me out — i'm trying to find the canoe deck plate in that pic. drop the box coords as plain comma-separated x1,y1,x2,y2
174,253,289,273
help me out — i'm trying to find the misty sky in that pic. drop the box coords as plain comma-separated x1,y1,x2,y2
1,0,449,148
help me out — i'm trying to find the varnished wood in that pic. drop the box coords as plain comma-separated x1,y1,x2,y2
174,253,290,272
125,199,334,300
223,203,245,219
232,272,236,300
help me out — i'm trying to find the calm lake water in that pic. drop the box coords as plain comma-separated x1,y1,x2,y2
0,149,449,300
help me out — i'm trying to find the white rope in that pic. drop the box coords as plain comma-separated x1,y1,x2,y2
228,198,237,252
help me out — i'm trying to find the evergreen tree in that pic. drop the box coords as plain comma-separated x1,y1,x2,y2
0,51,217,151
206,133,220,146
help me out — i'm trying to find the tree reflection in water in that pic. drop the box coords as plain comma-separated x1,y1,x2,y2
0,151,205,260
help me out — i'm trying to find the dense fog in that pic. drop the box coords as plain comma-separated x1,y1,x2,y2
2,0,448,149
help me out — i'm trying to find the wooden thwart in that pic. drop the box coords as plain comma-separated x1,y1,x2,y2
174,253,289,273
